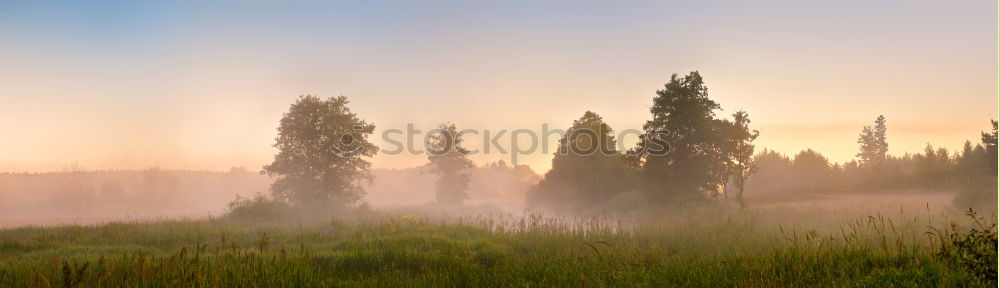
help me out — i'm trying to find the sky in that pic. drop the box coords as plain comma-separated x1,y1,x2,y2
0,0,997,174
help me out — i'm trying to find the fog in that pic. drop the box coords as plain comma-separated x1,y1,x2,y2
0,161,542,226
0,160,983,227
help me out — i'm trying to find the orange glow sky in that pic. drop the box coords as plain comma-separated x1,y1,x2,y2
0,1,996,173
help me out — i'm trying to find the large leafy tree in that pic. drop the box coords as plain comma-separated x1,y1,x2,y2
792,149,832,193
526,111,629,211
262,95,378,208
426,123,475,206
628,71,725,204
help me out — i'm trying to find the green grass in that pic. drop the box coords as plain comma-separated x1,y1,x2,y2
0,207,991,287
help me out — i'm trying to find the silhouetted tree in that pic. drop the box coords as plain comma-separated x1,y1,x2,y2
857,115,888,168
875,115,888,160
426,123,475,206
527,111,629,211
954,119,999,211
262,95,377,208
745,118,995,206
792,149,832,193
720,111,759,208
914,144,953,190
956,140,985,187
745,149,794,193
982,119,998,175
628,71,726,205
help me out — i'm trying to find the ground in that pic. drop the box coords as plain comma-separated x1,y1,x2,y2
0,192,992,287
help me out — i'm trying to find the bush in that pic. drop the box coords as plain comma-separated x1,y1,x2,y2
934,209,998,286
226,193,290,221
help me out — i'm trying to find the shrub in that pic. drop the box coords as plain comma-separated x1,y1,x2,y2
934,209,998,286
226,193,290,221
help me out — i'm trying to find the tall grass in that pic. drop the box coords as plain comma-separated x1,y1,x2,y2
0,206,993,287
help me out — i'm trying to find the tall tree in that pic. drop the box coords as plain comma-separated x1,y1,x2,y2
526,111,629,211
856,115,889,168
981,119,998,175
262,95,377,208
874,115,889,162
628,71,725,204
426,123,475,206
721,110,759,208
956,140,979,186
953,119,999,211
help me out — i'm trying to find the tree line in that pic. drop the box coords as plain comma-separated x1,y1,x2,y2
257,71,997,214
748,118,997,211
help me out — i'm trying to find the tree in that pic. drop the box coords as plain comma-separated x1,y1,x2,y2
955,140,979,186
914,144,952,190
745,148,794,193
721,111,759,208
262,95,377,208
426,123,475,206
792,149,832,193
628,71,725,204
526,111,629,211
981,119,998,175
951,120,998,182
874,115,888,161
954,119,999,211
856,115,888,168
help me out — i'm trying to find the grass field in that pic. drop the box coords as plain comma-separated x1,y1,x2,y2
0,202,994,287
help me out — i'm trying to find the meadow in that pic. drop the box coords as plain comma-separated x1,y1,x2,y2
0,196,994,288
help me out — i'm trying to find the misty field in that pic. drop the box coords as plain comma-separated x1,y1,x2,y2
0,201,994,287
